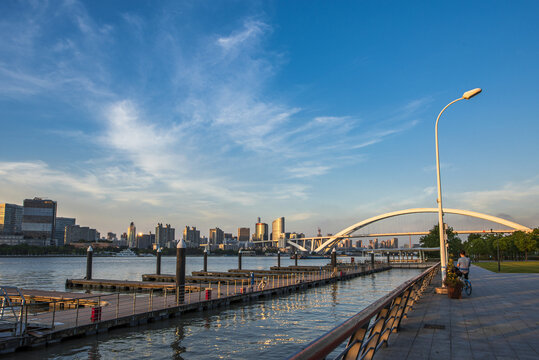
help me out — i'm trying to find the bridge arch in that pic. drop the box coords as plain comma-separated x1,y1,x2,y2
315,208,531,253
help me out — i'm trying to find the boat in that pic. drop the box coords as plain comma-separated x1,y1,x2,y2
115,249,137,257
240,250,257,256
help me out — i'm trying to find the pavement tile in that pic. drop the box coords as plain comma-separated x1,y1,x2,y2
374,266,539,360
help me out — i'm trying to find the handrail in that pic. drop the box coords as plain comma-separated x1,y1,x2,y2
288,263,439,360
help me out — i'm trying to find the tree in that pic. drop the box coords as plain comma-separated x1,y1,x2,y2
419,224,462,257
466,234,488,259
513,231,536,261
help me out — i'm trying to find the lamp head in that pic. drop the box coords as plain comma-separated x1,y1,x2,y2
462,88,482,100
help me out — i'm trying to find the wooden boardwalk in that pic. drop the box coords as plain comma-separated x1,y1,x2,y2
375,265,539,360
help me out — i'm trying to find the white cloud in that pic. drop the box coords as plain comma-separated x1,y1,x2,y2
288,212,317,221
286,164,331,179
217,20,269,51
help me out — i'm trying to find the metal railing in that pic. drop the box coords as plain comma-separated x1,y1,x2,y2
288,263,440,360
3,261,386,338
0,286,27,336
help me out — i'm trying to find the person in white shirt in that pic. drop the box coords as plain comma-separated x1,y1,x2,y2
456,250,471,279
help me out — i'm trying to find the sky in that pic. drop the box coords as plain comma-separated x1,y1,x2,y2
1,0,538,239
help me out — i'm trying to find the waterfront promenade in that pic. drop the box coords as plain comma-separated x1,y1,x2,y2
375,265,539,360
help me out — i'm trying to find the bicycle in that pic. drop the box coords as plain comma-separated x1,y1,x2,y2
459,274,472,296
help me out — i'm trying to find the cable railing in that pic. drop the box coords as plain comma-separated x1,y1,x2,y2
2,260,388,340
288,262,439,360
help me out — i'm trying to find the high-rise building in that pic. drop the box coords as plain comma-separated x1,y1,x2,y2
272,217,285,248
22,198,57,245
156,223,175,248
253,217,268,241
0,203,23,234
127,222,136,248
136,233,152,249
64,224,98,244
237,227,250,242
209,227,224,245
54,217,76,243
183,226,200,247
355,240,363,248
107,232,117,241
390,238,398,248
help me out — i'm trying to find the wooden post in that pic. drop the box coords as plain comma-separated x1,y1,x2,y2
86,246,93,280
176,240,186,304
203,249,208,272
295,251,298,266
277,251,281,268
238,250,242,270
331,248,337,269
156,247,162,275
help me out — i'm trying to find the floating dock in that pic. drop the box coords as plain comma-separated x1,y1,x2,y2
1,263,391,354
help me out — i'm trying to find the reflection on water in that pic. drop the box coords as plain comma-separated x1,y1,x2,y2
0,257,421,359
171,326,186,360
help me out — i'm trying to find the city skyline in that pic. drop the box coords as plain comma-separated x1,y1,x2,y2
1,1,538,238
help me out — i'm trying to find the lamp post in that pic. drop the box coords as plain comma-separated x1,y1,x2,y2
435,88,482,284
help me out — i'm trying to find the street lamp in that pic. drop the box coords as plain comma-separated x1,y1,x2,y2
435,88,482,284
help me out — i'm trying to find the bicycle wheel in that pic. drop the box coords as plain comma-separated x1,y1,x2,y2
465,280,472,296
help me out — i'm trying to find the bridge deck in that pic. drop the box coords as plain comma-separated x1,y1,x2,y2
375,265,539,360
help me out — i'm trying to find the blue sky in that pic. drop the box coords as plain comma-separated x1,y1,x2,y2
1,0,538,238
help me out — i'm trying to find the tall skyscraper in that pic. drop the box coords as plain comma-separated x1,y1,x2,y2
22,198,57,244
156,223,175,248
183,226,200,247
254,217,268,241
272,217,285,248
54,217,76,243
209,227,224,245
237,227,250,242
0,203,23,234
127,222,136,248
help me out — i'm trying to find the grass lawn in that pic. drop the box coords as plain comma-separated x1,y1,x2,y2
474,261,539,273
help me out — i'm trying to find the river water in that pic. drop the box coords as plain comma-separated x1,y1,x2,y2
0,256,421,359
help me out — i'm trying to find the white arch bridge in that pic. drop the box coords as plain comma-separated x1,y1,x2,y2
285,208,532,255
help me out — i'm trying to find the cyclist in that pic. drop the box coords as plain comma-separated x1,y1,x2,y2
455,250,471,279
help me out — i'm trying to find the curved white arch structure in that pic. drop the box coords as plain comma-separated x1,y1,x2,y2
315,208,531,254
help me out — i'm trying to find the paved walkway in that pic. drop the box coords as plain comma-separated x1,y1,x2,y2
376,265,539,360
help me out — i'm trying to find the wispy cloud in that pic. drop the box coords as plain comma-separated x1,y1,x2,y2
217,20,270,51
0,2,435,234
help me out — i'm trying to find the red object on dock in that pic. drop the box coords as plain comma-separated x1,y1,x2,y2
91,306,102,322
351,257,355,263
205,289,212,300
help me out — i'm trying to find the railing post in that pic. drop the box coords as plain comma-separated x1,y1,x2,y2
51,300,56,330
75,299,80,328
116,293,119,319
343,323,369,360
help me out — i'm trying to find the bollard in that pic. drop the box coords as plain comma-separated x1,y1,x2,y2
176,240,186,304
156,247,162,275
277,251,281,268
238,250,242,270
294,251,298,266
203,249,208,272
387,252,390,264
371,253,375,267
85,246,93,280
331,248,337,269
